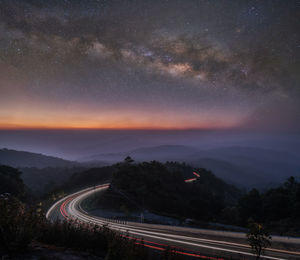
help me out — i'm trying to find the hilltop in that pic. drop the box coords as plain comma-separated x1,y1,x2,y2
0,148,75,168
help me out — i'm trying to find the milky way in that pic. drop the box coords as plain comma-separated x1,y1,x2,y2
0,0,299,131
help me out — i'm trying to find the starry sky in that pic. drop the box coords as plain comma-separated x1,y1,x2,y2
0,0,299,131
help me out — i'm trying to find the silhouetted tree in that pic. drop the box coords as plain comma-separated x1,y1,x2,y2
0,165,26,201
124,156,134,164
238,189,262,224
247,221,271,260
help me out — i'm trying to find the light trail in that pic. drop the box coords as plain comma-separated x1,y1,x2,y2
185,178,197,183
193,172,200,177
47,184,300,260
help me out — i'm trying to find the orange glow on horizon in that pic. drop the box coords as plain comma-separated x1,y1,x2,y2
0,101,241,130
0,114,236,130
0,122,232,131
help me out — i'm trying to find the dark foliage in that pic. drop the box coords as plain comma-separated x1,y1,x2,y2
38,219,108,257
0,194,41,254
0,165,182,259
238,177,300,234
0,165,27,201
42,166,114,210
21,167,84,196
62,166,114,192
93,160,300,235
0,193,150,259
238,189,263,223
109,161,240,221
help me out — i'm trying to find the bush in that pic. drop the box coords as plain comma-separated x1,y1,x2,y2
0,194,149,259
0,194,40,254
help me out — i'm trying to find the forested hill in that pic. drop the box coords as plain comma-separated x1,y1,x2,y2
99,160,300,235
0,148,75,168
108,161,241,221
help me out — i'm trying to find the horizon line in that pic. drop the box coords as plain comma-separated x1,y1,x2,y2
0,126,231,131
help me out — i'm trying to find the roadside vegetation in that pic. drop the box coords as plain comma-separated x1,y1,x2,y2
238,176,300,235
247,221,272,260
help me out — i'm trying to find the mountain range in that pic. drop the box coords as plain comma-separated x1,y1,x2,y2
1,145,299,189
84,145,300,188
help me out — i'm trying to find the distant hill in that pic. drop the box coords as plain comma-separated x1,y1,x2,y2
0,148,75,168
196,146,300,187
84,145,201,162
84,145,300,188
0,148,111,195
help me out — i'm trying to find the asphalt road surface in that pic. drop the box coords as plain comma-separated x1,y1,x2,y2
46,184,300,260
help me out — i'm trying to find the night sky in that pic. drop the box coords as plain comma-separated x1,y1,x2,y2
0,0,299,131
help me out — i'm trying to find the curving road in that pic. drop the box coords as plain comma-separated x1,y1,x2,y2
46,184,300,260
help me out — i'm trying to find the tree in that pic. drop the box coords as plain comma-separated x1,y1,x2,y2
124,156,134,164
247,221,272,260
238,188,262,224
0,165,26,201
284,176,296,190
